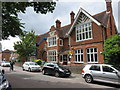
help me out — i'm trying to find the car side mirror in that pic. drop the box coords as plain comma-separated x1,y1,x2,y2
1,70,5,74
113,71,117,74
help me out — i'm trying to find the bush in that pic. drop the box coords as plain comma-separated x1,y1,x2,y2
103,34,120,66
32,59,45,65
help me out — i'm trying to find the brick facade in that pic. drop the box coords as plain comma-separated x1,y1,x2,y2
36,0,117,66
2,49,11,61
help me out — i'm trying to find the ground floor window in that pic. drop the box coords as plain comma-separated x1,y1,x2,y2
74,49,84,63
48,50,57,61
87,47,98,63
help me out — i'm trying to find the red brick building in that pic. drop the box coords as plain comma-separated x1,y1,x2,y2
2,49,11,61
36,0,117,66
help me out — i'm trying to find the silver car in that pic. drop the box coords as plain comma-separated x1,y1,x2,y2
82,64,120,85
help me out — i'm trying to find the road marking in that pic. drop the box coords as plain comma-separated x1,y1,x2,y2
23,78,30,80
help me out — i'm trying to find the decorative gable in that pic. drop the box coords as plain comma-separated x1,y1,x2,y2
75,12,91,25
68,8,101,35
50,25,56,32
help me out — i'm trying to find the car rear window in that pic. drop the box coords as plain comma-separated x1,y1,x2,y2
89,65,100,71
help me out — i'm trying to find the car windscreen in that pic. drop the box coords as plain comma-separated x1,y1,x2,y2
29,63,38,65
55,64,66,69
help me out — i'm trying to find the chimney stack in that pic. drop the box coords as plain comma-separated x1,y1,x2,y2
70,11,75,24
105,0,112,14
56,19,61,29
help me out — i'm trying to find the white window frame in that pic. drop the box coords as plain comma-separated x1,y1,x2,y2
87,47,98,63
74,49,84,63
59,39,63,46
48,35,57,47
47,50,57,62
76,22,92,42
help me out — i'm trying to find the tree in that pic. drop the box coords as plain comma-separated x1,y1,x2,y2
14,31,37,61
2,2,56,39
103,34,120,66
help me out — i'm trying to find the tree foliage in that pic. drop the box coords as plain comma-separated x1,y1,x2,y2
2,2,56,39
103,34,120,66
14,31,37,61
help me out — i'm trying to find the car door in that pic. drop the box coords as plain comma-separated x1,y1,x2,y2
47,64,55,74
89,65,103,80
101,65,119,83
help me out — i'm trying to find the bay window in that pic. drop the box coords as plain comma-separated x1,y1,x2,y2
48,36,57,47
48,50,57,61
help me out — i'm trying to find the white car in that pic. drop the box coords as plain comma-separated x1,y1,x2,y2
22,62,41,72
1,61,10,67
82,64,120,85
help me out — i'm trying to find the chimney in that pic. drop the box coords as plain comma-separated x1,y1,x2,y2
105,0,112,14
56,19,61,29
70,11,75,24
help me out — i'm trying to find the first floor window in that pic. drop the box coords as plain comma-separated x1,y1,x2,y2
48,36,56,47
76,23,92,42
87,47,98,63
75,49,84,63
48,50,57,61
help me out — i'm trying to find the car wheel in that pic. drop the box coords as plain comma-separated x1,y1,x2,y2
55,72,59,77
85,75,93,83
42,69,46,75
22,67,25,71
28,68,31,72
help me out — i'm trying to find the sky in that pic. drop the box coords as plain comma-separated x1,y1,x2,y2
1,0,120,51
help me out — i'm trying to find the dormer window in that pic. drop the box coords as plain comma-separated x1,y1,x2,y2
48,36,57,47
76,23,92,42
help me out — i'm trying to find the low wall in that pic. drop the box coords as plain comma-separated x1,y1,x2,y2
15,62,24,67
64,65,85,74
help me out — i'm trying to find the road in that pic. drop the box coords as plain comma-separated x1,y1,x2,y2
0,66,120,89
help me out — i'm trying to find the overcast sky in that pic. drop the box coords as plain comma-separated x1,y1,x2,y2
1,0,120,51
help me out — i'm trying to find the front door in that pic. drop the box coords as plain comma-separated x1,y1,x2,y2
63,55,68,65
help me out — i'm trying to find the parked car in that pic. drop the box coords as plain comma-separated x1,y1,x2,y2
82,64,120,85
42,63,71,77
22,62,41,72
0,69,11,89
1,61,10,67
0,61,3,66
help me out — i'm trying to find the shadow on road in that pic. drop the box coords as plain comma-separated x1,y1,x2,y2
92,81,120,88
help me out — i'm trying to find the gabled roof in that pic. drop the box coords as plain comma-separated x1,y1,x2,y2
36,32,49,46
93,11,109,27
68,8,102,35
57,24,71,38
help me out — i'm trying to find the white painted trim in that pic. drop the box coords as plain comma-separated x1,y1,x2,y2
59,39,63,46
75,22,93,42
86,47,98,63
74,61,84,64
68,8,101,35
74,49,84,63
47,50,57,62
47,35,57,47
